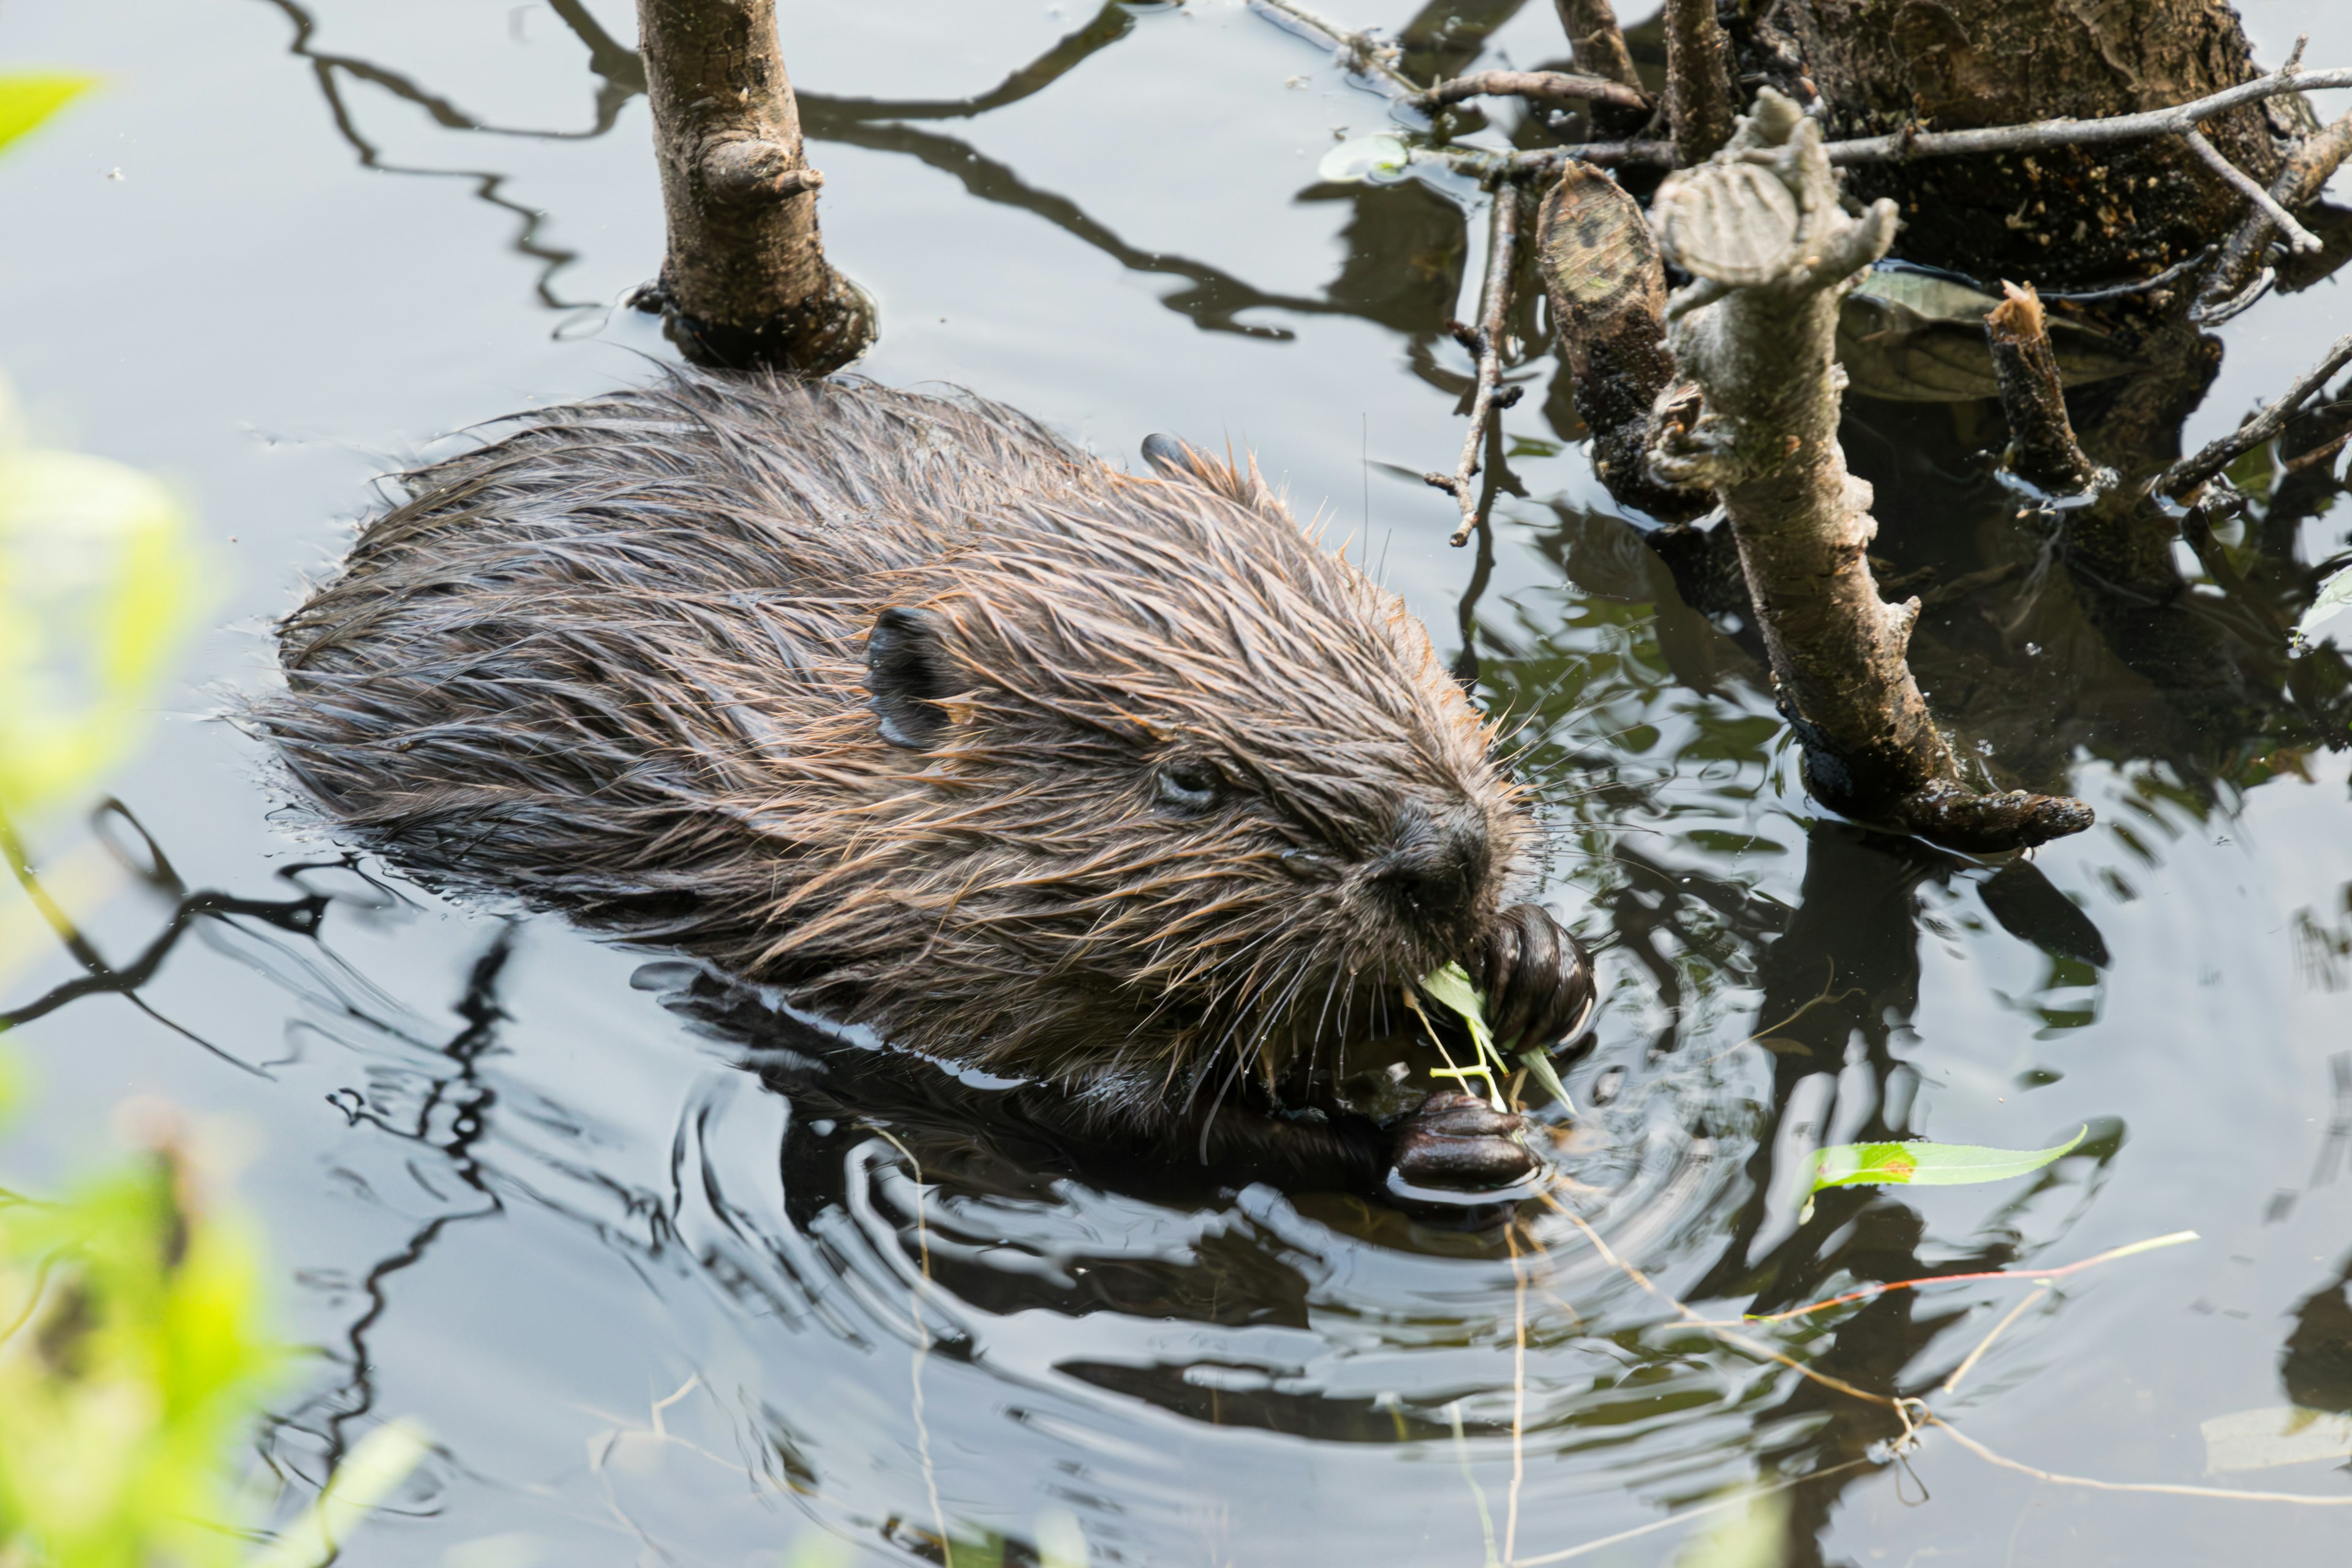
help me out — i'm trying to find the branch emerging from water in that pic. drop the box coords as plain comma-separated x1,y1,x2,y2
2159,331,2352,503
1985,283,2103,497
1427,184,1527,548
1646,91,2092,852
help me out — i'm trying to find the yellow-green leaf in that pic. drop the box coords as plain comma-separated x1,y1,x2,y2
1804,1127,2085,1197
0,74,97,157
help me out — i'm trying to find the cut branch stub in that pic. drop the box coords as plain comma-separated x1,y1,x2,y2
1535,162,1710,523
1985,282,2103,497
1647,89,2092,853
636,0,874,375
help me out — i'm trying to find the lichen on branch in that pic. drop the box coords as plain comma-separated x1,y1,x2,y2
1645,89,2092,853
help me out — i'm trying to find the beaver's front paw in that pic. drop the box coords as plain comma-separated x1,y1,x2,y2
1470,903,1596,1050
1392,1091,1537,1189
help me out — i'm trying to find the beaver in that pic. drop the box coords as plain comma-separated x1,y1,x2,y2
257,374,1594,1196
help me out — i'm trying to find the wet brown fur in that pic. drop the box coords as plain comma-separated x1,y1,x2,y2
258,374,1540,1146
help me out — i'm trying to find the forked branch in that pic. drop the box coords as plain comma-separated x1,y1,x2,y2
1427,184,1529,548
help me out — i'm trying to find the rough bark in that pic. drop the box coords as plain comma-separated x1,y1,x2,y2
636,0,874,374
1553,0,1642,91
1664,0,1738,165
1648,91,2092,851
1535,162,1712,523
1985,282,2101,496
1776,0,2283,287
1552,0,1653,141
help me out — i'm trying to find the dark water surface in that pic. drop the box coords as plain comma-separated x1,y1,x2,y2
5,1,2352,1562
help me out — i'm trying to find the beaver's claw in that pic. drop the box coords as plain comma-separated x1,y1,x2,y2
1470,903,1596,1051
1392,1091,1537,1189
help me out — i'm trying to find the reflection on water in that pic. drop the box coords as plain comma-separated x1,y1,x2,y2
4,0,2352,1562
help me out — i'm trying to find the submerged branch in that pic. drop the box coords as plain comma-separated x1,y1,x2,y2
1428,184,1528,547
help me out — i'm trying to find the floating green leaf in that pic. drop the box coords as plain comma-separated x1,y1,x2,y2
1804,1126,2084,1200
2296,561,2352,645
0,73,97,157
1316,134,1409,184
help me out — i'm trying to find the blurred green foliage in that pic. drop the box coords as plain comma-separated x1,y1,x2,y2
0,1134,284,1567
0,74,96,157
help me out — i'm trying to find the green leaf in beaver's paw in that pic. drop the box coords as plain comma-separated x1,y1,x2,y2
1801,1126,2086,1212
1417,963,1577,1115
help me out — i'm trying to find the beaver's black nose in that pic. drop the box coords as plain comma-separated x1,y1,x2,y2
1370,804,1489,925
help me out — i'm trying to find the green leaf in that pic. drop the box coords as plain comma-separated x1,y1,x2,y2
1316,134,1409,185
0,382,205,820
1804,1127,2084,1199
2296,562,2352,645
0,74,97,157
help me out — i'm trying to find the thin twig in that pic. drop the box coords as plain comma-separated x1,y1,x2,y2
1414,69,1648,114
1821,62,2352,163
1431,184,1526,547
1248,0,1417,94
1453,62,2352,181
1924,1411,2352,1506
1713,1230,2201,1327
2202,104,2352,311
2158,331,2352,500
1940,1283,2049,1396
1506,1223,1528,1565
2180,127,2321,252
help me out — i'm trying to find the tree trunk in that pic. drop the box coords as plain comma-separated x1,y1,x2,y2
636,0,873,374
1777,0,2282,287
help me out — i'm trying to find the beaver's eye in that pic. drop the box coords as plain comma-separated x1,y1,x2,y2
1156,758,1223,814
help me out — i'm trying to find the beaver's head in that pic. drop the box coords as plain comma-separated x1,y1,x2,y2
826,440,1540,1088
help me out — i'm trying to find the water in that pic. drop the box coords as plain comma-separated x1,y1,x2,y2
4,1,2351,1562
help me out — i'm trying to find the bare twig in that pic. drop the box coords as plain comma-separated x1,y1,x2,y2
1459,62,2352,181
1986,282,2103,496
1430,183,1527,548
1820,62,2352,164
2201,104,2352,312
2180,127,2321,252
1248,0,1416,94
2158,331,2352,501
1414,69,1648,114
1940,1283,2049,1396
1699,1230,2201,1329
1662,0,1736,164
1925,1412,2352,1506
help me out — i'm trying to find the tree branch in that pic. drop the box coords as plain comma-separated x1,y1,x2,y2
1646,91,2092,852
1985,284,2102,497
1248,0,1416,94
1663,0,1736,165
1412,70,1648,114
1551,0,1642,92
2158,331,2352,503
1461,62,2352,179
1425,184,1528,548
2200,105,2352,315
2180,127,2321,253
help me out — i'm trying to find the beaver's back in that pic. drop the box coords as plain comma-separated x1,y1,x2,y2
269,377,1099,934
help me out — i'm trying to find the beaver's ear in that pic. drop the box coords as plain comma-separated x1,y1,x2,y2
1142,432,1284,519
866,606,949,750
